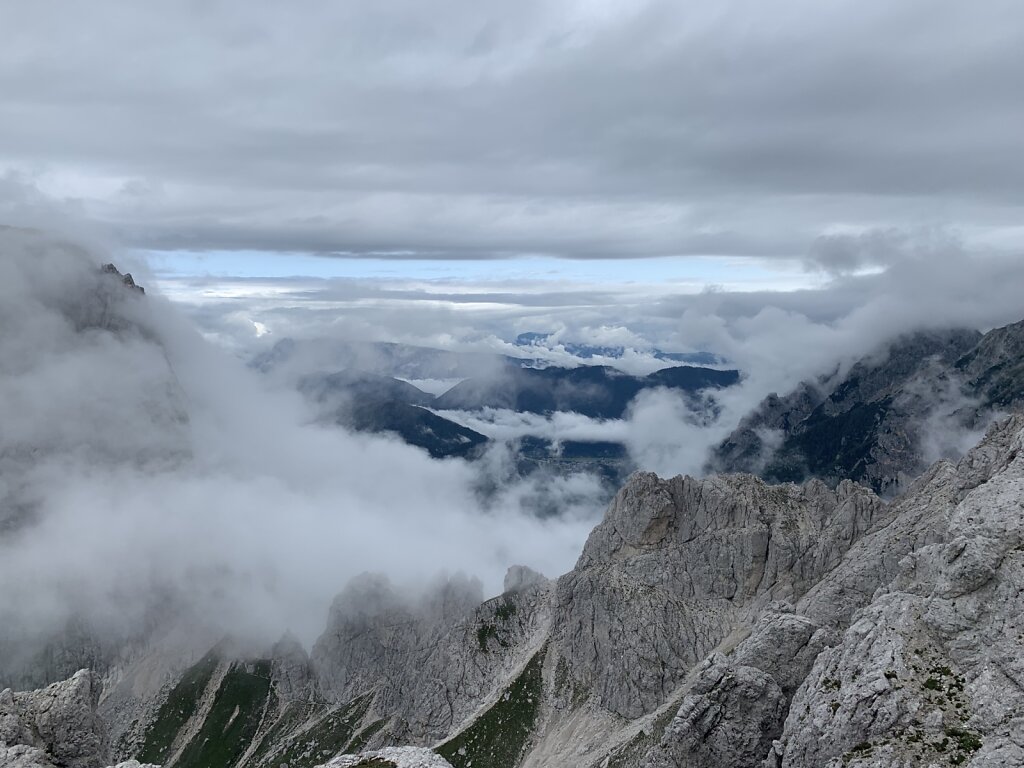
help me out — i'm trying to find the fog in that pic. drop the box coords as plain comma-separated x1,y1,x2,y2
4,222,1024,674
0,229,604,659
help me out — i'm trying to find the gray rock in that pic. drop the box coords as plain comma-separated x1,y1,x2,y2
504,565,548,593
318,746,454,767
642,657,787,768
771,414,1024,767
0,669,108,768
550,470,885,719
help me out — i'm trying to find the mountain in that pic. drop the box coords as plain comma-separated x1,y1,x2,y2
298,371,488,460
294,363,736,474
13,413,1024,767
514,332,720,366
338,400,488,460
709,325,1024,493
433,363,739,419
954,317,1024,408
299,370,437,409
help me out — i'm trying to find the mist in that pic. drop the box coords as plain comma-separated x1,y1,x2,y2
4,218,1024,675
0,229,605,658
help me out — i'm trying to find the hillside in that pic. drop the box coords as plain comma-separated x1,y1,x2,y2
710,325,1024,494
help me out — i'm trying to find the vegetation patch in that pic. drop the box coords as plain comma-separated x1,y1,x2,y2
137,649,220,764
174,660,274,768
494,599,517,621
477,623,499,652
437,647,545,768
945,727,983,754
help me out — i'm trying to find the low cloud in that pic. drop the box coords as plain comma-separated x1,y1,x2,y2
0,230,604,663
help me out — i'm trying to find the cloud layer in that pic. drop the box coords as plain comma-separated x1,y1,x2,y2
0,230,605,658
3,1,1024,259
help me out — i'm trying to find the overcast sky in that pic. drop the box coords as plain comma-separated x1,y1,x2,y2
3,0,1024,275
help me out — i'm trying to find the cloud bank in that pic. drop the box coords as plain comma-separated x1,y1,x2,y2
3,1,1024,259
0,229,605,661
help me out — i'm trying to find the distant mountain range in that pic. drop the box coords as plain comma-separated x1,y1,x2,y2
434,361,738,419
711,319,1024,494
298,370,488,460
514,332,720,365
296,361,740,477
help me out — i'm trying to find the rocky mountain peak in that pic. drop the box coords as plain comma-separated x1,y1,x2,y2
100,264,145,295
503,565,548,593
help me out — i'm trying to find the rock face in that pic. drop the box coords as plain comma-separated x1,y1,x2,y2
317,746,454,767
767,414,1024,767
311,570,552,747
0,669,109,768
709,326,1023,494
549,471,886,721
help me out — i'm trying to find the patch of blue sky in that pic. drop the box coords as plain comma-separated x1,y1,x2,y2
140,250,812,291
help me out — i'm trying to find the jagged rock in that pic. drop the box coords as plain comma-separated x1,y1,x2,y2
641,656,787,768
317,746,454,767
100,264,145,294
270,632,319,702
636,608,826,767
0,744,59,768
504,565,547,593
312,570,552,746
312,573,427,704
0,669,108,768
550,470,886,719
771,414,1024,767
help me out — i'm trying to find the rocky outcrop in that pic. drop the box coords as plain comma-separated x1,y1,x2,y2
312,570,552,747
547,469,886,720
0,670,109,768
765,414,1024,767
99,264,145,295
270,633,319,703
317,746,454,767
637,608,824,768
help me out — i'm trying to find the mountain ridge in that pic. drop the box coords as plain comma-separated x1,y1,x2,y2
6,413,1024,766
710,323,1023,494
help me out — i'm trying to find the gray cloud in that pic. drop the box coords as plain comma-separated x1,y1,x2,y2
0,229,606,661
2,1,1024,258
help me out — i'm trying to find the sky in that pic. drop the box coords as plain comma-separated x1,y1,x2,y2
3,0,1024,284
